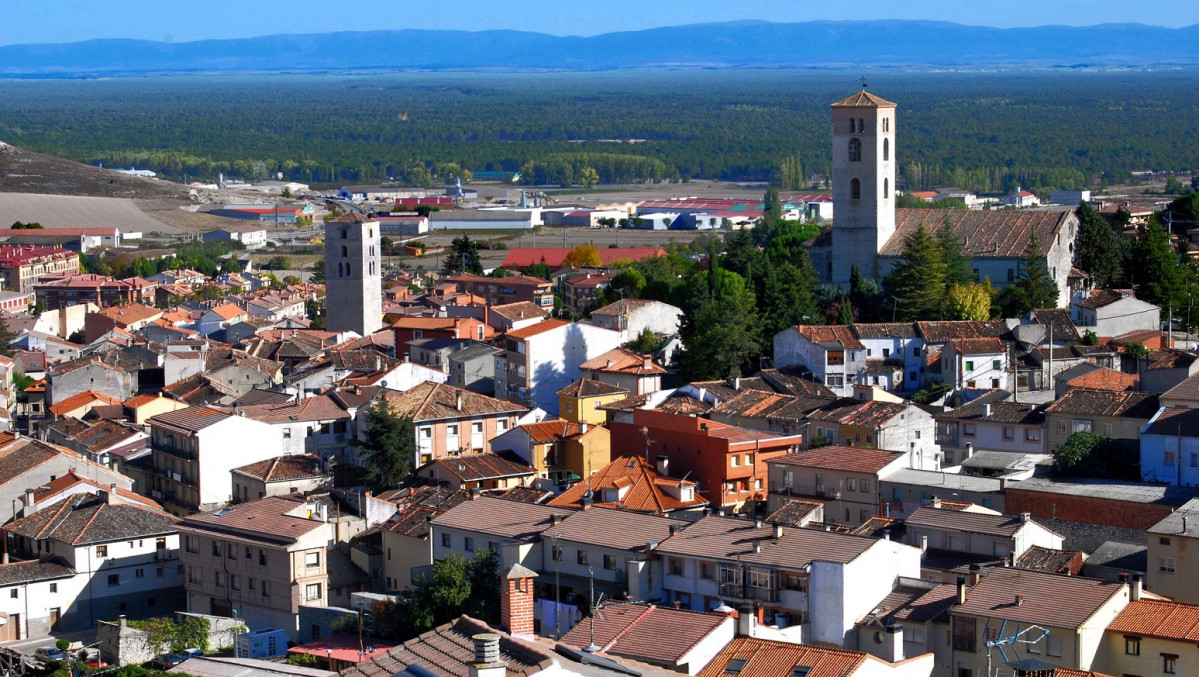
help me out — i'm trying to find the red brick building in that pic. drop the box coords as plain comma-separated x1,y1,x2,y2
34,274,158,310
609,409,804,513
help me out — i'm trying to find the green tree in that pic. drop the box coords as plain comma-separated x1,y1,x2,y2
944,282,993,321
281,187,292,199
442,236,483,275
1129,221,1185,308
998,234,1060,316
405,165,432,188
282,275,302,286
308,260,326,284
759,261,819,340
762,185,782,223
267,255,292,270
223,258,243,274
562,244,603,268
376,551,499,640
1074,202,1128,287
608,267,646,299
130,257,156,279
884,225,947,321
678,266,760,381
1053,431,1139,480
622,327,660,353
936,225,974,287
579,167,599,188
525,261,552,280
359,398,416,491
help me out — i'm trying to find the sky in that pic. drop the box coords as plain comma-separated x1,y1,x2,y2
2,0,1198,46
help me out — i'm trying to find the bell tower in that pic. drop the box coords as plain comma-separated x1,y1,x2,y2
325,212,383,336
829,87,897,288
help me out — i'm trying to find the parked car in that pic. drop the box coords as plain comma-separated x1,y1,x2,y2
181,648,204,658
34,647,67,662
149,653,189,670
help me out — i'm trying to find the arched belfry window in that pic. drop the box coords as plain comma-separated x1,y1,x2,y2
851,178,861,200
346,263,352,277
341,245,348,257
858,118,864,133
337,262,344,277
883,138,890,162
883,178,889,198
848,138,862,162
849,119,856,133
883,118,890,132
340,228,347,239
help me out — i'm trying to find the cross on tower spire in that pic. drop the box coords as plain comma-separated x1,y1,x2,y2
860,76,868,90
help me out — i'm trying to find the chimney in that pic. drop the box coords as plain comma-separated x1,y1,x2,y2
1015,595,1024,607
669,523,684,536
469,634,507,677
982,403,992,417
920,535,928,552
119,615,127,629
1130,573,1143,602
733,377,740,391
736,604,756,637
456,393,463,411
999,478,1008,491
500,564,538,639
656,455,669,476
881,623,904,663
752,541,762,554
106,484,118,504
965,442,974,458
643,354,652,369
955,577,967,606
754,519,763,529
773,523,784,539
968,564,982,586
882,530,890,541
932,497,942,509
550,514,564,526
1020,512,1031,523
580,423,588,434
24,488,35,512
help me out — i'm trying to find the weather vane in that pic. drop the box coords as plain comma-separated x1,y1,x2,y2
860,76,868,90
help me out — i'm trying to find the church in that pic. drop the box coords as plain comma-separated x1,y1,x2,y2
808,89,1078,308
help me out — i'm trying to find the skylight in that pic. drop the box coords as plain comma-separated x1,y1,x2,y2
725,658,748,675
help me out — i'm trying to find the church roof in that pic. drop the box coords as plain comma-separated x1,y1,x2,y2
831,90,897,108
880,208,1075,259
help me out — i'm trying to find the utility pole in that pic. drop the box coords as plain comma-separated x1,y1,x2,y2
1047,323,1053,394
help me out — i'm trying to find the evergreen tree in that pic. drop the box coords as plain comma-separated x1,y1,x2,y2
883,225,947,321
759,262,819,341
678,265,760,381
1074,202,1128,287
359,398,415,491
936,225,974,287
442,236,483,275
998,234,1061,315
762,186,782,223
837,294,855,324
0,314,16,358
1129,221,1185,308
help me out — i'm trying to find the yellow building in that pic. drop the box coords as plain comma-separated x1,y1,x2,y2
492,419,611,487
557,378,628,425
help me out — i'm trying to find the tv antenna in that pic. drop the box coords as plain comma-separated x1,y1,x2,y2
583,566,608,653
984,617,1049,677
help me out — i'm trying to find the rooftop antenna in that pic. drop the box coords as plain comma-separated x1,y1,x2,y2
583,566,606,653
984,618,1049,677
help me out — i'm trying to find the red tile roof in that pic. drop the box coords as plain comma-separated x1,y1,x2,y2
954,568,1126,629
233,454,329,482
549,456,707,513
791,324,864,349
430,495,574,541
946,337,1006,355
1108,599,1199,642
555,378,628,398
180,494,330,543
501,247,666,269
1065,367,1137,392
579,348,665,375
504,318,572,340
542,506,687,552
560,603,730,665
767,446,902,474
48,390,123,417
830,90,897,108
655,514,876,568
696,636,866,677
419,452,536,482
883,209,1075,259
383,382,525,422
1043,388,1160,419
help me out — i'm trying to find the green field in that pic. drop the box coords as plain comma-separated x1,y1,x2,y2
0,69,1195,192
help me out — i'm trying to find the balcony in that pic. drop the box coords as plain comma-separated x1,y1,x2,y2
718,582,780,603
952,637,976,653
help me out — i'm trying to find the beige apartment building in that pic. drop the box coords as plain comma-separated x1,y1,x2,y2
177,495,333,640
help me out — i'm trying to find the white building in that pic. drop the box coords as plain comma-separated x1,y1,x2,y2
494,319,622,415
0,560,80,641
4,492,183,632
1072,289,1160,338
941,338,1009,391
146,406,286,515
1141,406,1199,486
587,298,683,341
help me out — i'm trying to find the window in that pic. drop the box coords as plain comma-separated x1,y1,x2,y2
883,178,889,198
1057,421,1067,435
965,361,974,371
1160,557,1176,573
135,568,145,579
441,533,451,547
97,545,108,557
464,537,475,552
1166,451,1176,466
603,555,618,570
306,583,322,601
1161,537,1172,545
1072,419,1093,433
577,550,588,565
262,580,271,597
283,428,292,439
1046,635,1062,657
846,478,857,491
185,535,199,553
1025,428,1041,442
1192,453,1198,468
883,137,890,161
215,572,225,587
305,551,320,567
1124,636,1140,655
669,558,684,576
851,178,861,200
859,509,871,522
8,589,15,599
50,583,57,593
157,567,164,578
212,542,222,557
725,658,749,675
746,454,754,465
755,479,763,490
230,575,240,591
228,543,236,559
848,138,862,162
1007,268,1016,282
861,480,871,493
1003,427,1014,441
963,424,976,437
848,119,856,133
701,562,715,580
731,455,739,467
1163,653,1178,674
259,550,267,566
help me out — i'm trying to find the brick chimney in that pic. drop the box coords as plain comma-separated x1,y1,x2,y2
500,563,538,639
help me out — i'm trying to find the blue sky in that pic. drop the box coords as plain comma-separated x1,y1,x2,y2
2,0,1197,45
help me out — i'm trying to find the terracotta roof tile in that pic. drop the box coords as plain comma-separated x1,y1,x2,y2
49,390,123,416
696,636,866,677
790,324,864,349
830,90,897,108
1043,389,1160,419
419,452,536,482
765,499,824,526
489,301,548,322
1109,599,1199,642
384,382,525,422
767,446,901,474
1065,367,1137,392
430,495,574,541
907,506,1048,538
0,559,77,586
549,455,708,513
504,318,572,340
953,568,1125,629
6,493,177,544
233,454,329,482
556,378,628,398
560,603,729,664
180,495,329,544
946,337,1006,355
655,514,876,568
342,616,554,677
916,320,1011,343
579,348,665,375
542,507,688,552
883,209,1075,259
1076,289,1138,310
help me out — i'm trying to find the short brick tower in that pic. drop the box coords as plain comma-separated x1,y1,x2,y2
500,563,538,639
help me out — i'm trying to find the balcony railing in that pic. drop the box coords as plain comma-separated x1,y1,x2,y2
718,582,781,603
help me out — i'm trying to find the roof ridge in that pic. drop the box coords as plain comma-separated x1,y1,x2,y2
71,500,107,544
602,604,656,651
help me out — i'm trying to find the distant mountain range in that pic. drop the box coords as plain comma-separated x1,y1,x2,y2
3,20,1199,76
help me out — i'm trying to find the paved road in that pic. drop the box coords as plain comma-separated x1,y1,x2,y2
0,627,96,654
